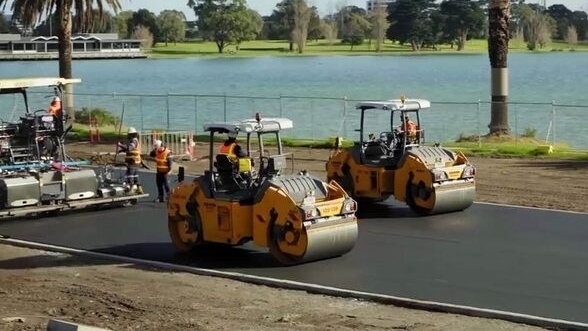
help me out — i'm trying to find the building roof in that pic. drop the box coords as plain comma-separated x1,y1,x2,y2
1,33,141,43
0,38,142,44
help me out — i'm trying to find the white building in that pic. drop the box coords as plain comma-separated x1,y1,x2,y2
366,0,396,12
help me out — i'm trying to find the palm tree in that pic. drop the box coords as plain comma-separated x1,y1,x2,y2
0,0,122,122
487,0,510,135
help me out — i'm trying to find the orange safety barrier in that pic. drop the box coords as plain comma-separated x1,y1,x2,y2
89,118,100,144
185,132,197,160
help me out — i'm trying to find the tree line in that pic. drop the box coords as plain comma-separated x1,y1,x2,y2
2,0,587,53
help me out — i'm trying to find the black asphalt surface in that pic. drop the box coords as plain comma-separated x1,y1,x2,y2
1,169,587,324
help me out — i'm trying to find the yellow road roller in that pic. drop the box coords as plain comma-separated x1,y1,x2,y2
167,114,359,266
326,96,476,215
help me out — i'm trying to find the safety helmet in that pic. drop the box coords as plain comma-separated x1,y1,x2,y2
128,127,137,134
154,139,162,148
51,96,61,103
228,131,237,138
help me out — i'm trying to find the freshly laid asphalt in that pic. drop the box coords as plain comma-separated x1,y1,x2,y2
0,169,587,324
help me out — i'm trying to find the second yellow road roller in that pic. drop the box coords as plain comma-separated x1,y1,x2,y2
167,114,358,266
326,96,476,215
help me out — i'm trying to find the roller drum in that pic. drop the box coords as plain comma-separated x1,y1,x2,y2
429,181,476,215
270,215,358,265
300,217,358,262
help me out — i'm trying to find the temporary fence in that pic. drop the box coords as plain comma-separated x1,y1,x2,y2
139,130,197,161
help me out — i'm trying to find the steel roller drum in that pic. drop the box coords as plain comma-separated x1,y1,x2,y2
429,180,476,215
272,215,358,265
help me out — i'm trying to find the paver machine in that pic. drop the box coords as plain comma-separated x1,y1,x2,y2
167,113,359,266
325,96,476,215
0,77,149,219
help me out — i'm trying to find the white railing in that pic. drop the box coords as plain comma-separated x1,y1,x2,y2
139,130,197,161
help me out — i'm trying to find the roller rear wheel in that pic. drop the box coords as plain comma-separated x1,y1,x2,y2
406,182,432,216
168,212,202,252
268,218,308,266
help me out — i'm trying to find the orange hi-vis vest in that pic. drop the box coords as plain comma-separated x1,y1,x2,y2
219,142,237,160
124,138,142,165
48,100,61,116
155,148,170,173
407,120,416,131
402,120,416,132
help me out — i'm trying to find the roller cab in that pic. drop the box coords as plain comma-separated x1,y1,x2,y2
167,113,358,266
326,96,476,215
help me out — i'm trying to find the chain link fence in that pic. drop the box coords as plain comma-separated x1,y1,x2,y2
8,90,587,149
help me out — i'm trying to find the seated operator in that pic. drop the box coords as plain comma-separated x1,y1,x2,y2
219,131,247,161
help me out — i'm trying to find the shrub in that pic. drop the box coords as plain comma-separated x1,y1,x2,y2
522,127,537,138
74,107,120,126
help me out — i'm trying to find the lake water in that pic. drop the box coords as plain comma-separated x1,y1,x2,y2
1,52,588,147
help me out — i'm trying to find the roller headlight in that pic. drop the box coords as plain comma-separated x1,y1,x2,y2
305,208,319,219
462,165,476,178
343,199,357,213
432,169,448,182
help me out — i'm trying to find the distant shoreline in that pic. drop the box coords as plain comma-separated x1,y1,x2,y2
145,39,588,59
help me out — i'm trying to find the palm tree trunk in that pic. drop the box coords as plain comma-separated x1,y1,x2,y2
56,0,75,123
487,0,510,135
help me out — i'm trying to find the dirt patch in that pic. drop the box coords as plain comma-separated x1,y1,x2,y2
0,244,547,331
65,141,588,213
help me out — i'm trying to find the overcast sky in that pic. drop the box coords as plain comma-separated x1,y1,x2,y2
2,0,588,20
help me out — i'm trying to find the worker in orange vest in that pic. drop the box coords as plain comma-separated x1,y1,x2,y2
219,131,246,161
398,115,417,134
150,139,173,202
117,127,143,194
47,96,61,116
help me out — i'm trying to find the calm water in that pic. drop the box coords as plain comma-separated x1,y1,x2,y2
1,52,587,147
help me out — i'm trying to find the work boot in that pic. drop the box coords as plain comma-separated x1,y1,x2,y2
153,196,164,202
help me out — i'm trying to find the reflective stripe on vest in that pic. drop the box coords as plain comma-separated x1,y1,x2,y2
125,138,141,165
155,148,170,173
219,143,236,158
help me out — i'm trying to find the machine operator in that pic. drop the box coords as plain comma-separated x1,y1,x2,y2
47,96,61,116
219,131,247,161
398,115,417,134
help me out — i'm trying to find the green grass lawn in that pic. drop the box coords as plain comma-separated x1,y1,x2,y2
146,39,588,58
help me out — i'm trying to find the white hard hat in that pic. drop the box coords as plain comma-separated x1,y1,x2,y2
128,127,137,134
228,132,237,138
154,139,162,148
52,96,61,102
